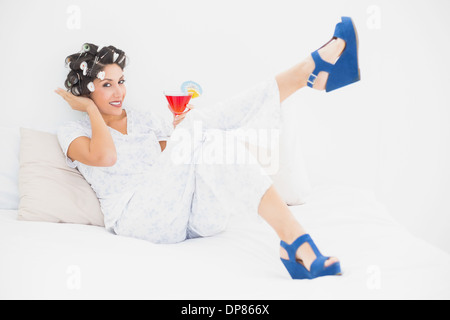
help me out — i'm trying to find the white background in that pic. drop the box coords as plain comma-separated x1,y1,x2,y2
1,0,449,253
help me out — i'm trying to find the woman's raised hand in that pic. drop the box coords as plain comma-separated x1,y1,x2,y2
54,88,96,113
172,104,194,129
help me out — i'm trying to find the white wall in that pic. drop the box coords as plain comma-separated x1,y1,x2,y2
1,0,449,253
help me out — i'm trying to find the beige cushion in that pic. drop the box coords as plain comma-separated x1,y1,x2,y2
18,127,104,226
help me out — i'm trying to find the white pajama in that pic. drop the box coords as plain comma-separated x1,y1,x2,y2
57,78,281,244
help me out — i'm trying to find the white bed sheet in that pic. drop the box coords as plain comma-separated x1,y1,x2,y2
1,185,449,300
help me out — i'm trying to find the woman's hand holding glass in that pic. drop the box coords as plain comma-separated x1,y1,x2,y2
172,104,194,129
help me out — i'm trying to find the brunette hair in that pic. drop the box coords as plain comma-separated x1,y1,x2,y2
64,43,128,96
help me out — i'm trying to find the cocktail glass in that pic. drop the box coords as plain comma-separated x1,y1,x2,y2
164,91,192,116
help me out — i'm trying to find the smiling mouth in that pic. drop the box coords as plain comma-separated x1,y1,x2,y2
109,101,122,107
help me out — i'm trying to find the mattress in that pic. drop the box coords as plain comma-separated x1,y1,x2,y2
1,185,449,300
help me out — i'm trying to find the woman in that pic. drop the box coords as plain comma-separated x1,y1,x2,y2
55,17,360,280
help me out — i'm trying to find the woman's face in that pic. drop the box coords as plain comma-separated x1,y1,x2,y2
89,63,126,116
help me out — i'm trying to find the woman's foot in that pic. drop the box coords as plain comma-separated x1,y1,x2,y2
280,236,339,272
275,38,346,102
308,38,346,91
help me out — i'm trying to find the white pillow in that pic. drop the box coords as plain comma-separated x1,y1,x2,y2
243,108,312,206
271,111,312,206
0,126,20,209
18,128,104,226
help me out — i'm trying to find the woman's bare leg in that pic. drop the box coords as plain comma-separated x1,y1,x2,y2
260,39,346,269
258,185,339,271
265,40,346,269
275,39,346,103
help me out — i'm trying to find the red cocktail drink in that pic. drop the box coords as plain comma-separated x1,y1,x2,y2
164,92,192,115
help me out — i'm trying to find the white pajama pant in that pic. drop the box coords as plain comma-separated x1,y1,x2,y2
114,78,282,244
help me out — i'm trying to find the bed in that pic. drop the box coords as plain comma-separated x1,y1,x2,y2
1,116,450,300
1,184,449,300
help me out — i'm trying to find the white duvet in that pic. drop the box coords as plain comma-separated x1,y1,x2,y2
1,185,449,300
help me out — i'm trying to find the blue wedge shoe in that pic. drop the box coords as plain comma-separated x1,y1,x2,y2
280,234,342,280
307,17,360,92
